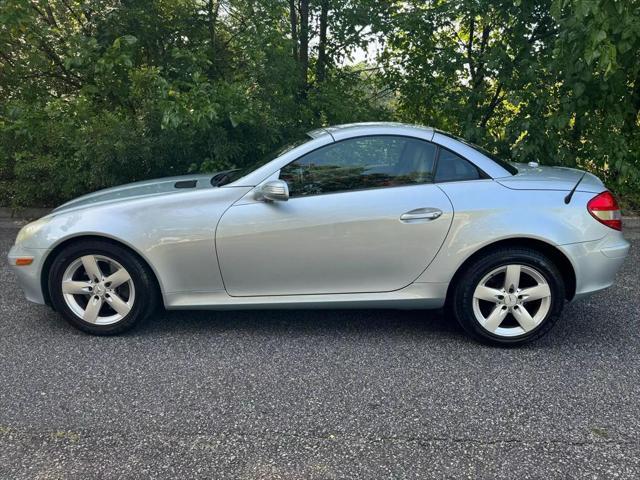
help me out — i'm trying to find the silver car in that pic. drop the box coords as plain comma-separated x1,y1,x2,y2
8,123,630,345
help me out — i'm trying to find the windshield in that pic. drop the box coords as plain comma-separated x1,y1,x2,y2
215,135,312,186
439,132,519,175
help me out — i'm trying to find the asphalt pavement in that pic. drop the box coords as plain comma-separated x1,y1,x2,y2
1,215,639,479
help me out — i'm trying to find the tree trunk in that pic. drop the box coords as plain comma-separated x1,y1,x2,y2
316,0,329,83
568,111,583,167
623,68,640,134
207,0,220,51
289,0,298,63
465,17,476,85
479,83,503,128
43,1,59,28
298,0,310,95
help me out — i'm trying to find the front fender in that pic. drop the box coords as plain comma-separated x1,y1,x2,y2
24,187,252,302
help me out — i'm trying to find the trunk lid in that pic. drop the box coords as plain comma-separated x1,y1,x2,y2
497,164,605,193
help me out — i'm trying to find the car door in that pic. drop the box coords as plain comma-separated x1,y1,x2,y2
216,135,454,296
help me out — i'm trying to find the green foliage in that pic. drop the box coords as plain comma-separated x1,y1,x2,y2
0,0,389,207
381,0,640,209
0,0,638,210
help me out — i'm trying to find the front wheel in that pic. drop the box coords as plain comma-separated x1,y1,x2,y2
48,240,158,335
452,248,565,346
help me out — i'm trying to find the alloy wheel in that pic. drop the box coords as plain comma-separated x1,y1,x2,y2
471,264,552,337
61,255,136,325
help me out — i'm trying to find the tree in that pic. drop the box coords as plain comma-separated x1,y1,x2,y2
546,0,640,191
0,0,638,209
381,0,555,144
0,0,390,207
380,0,639,207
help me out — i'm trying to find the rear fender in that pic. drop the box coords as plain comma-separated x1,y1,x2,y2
419,182,608,284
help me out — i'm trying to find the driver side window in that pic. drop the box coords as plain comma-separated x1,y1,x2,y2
279,136,436,197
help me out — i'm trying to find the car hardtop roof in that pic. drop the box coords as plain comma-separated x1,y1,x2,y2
308,122,435,140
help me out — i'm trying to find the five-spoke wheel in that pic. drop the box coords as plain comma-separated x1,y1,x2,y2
49,240,157,335
452,247,564,346
472,264,552,337
61,255,135,325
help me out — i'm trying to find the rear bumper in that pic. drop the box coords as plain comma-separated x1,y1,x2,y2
7,244,48,304
560,233,630,301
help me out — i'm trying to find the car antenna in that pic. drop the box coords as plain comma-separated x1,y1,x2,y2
564,171,587,204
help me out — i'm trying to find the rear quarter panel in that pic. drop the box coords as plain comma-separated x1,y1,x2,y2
416,180,610,283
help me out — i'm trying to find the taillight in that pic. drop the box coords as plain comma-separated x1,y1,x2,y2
587,191,622,231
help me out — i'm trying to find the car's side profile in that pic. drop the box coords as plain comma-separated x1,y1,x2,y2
8,123,630,345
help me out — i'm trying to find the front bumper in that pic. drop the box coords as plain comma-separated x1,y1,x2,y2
560,232,631,301
7,244,49,304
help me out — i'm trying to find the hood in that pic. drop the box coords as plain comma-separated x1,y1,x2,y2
53,173,222,214
497,164,605,193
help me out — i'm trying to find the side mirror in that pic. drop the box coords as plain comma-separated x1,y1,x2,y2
257,179,289,202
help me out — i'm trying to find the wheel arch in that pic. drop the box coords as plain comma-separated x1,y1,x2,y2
445,237,577,304
40,234,164,308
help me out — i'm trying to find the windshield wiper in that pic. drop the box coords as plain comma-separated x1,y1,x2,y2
211,170,237,187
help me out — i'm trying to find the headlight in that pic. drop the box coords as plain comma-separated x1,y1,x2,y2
15,216,53,245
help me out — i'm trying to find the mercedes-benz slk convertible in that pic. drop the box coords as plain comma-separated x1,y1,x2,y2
8,123,630,345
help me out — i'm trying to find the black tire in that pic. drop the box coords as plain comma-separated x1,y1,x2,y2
48,239,159,335
451,247,565,347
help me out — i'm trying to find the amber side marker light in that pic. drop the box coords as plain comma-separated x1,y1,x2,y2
15,258,34,266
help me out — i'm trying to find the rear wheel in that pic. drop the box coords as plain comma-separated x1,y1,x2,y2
452,248,565,346
49,240,158,335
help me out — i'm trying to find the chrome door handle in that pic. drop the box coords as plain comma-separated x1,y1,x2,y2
400,208,443,221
